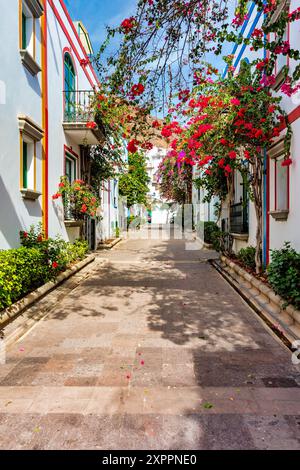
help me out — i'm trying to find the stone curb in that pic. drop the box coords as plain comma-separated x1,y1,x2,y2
217,255,300,342
0,254,96,329
97,237,122,250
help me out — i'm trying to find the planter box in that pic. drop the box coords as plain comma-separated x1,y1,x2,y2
64,220,84,243
213,255,300,343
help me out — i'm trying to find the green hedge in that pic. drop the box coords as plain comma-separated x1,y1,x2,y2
0,239,89,311
267,242,300,309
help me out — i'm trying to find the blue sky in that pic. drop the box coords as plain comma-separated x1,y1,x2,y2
65,0,137,52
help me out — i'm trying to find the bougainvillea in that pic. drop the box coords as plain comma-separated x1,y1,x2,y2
158,59,292,272
94,0,300,114
52,177,100,219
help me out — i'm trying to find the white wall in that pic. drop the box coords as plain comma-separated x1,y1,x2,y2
0,3,43,249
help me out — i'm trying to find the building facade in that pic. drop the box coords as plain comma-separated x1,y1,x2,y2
0,0,120,250
220,0,300,262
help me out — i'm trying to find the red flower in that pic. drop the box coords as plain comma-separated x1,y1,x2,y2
58,182,65,188
152,120,160,128
131,83,145,96
80,58,89,67
142,142,153,151
81,204,88,213
228,151,237,160
86,121,97,129
231,98,241,106
220,138,228,146
127,139,139,153
52,261,58,269
37,234,43,242
52,193,61,200
218,158,225,167
97,94,106,102
23,231,28,238
281,158,292,167
121,17,136,34
244,150,251,160
224,164,232,173
161,127,172,138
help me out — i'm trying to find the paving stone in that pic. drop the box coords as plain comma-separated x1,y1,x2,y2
0,236,299,449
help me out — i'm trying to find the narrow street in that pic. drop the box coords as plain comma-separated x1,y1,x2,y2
0,232,299,449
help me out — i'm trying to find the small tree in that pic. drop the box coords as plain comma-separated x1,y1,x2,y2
119,151,150,208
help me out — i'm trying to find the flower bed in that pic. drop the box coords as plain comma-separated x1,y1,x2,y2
0,225,89,312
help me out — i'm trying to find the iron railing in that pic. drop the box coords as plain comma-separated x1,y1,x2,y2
230,201,249,234
63,90,95,123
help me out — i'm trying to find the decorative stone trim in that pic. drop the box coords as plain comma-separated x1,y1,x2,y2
64,220,84,228
20,49,42,76
18,114,44,141
231,232,249,241
269,210,289,221
20,188,41,200
24,0,44,18
215,255,300,341
268,137,285,160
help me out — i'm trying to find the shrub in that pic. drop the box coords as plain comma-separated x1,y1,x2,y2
0,247,52,310
237,246,256,270
0,231,89,311
267,242,300,309
204,221,220,245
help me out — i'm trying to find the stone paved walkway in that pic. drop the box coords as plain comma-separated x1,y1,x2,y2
0,233,299,449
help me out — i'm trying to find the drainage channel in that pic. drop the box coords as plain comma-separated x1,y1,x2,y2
209,258,296,353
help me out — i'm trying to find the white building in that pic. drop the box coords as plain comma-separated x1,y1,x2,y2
217,0,300,263
146,145,172,224
0,0,120,250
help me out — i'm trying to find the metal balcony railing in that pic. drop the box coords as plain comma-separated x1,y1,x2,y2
230,201,249,234
63,90,95,123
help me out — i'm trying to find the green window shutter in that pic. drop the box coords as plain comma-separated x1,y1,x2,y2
22,13,27,49
23,141,28,189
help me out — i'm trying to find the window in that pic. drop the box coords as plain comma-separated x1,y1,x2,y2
65,153,77,183
20,1,43,75
21,2,33,54
21,136,35,190
275,156,289,211
22,12,27,49
64,54,76,120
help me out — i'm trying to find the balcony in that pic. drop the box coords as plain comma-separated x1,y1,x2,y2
62,90,104,145
230,201,249,235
